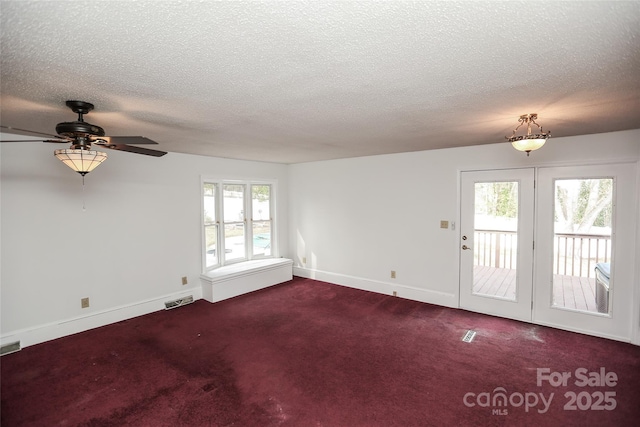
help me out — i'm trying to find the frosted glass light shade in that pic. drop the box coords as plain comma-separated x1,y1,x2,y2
511,138,547,154
54,149,107,176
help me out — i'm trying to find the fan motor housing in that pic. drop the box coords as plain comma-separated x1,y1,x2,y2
56,121,105,138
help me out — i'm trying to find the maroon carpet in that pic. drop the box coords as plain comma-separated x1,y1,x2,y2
2,277,639,426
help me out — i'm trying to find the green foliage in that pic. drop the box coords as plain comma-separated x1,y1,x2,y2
252,185,270,202
475,182,518,218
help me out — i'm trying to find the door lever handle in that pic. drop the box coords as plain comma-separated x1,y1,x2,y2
462,245,471,250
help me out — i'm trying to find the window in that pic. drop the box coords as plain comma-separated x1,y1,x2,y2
202,180,275,271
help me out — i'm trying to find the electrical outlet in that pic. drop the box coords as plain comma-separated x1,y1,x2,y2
302,257,307,264
393,291,397,297
440,220,449,229
81,297,89,308
391,270,396,279
181,276,188,285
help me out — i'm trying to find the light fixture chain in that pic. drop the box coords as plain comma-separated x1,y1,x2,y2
82,175,86,211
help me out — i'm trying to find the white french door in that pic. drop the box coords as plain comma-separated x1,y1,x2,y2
459,169,535,322
459,163,637,341
533,163,636,341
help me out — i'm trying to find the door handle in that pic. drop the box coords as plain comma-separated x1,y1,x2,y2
462,245,471,250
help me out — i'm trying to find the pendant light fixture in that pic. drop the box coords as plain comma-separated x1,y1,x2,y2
507,113,550,156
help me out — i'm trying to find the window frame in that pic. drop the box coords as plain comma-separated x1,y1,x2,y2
201,177,276,272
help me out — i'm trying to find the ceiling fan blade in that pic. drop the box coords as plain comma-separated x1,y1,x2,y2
42,139,71,143
101,144,167,157
0,125,60,139
1,138,68,143
97,136,159,145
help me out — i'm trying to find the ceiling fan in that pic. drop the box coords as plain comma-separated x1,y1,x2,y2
1,100,167,175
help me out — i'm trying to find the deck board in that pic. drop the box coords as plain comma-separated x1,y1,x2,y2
472,266,597,312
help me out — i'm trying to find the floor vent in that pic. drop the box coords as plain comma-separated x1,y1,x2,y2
461,330,477,343
165,295,194,310
1,341,21,356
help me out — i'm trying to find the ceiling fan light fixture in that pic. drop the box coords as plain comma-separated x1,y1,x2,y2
54,149,107,176
507,113,550,156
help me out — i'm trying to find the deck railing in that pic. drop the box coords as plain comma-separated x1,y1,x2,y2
474,230,611,279
474,229,517,269
554,233,610,278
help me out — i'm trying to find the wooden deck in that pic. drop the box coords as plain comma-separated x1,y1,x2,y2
472,265,516,300
552,273,597,312
473,266,597,312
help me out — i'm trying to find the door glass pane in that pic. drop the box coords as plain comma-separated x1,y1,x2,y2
552,178,613,314
472,181,518,301
224,184,245,261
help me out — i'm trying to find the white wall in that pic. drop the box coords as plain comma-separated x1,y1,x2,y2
2,130,638,349
1,142,289,347
289,130,640,340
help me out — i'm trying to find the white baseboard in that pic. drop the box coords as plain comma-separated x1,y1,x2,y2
0,287,203,350
293,267,457,308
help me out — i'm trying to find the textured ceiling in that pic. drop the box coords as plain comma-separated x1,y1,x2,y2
1,1,639,164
